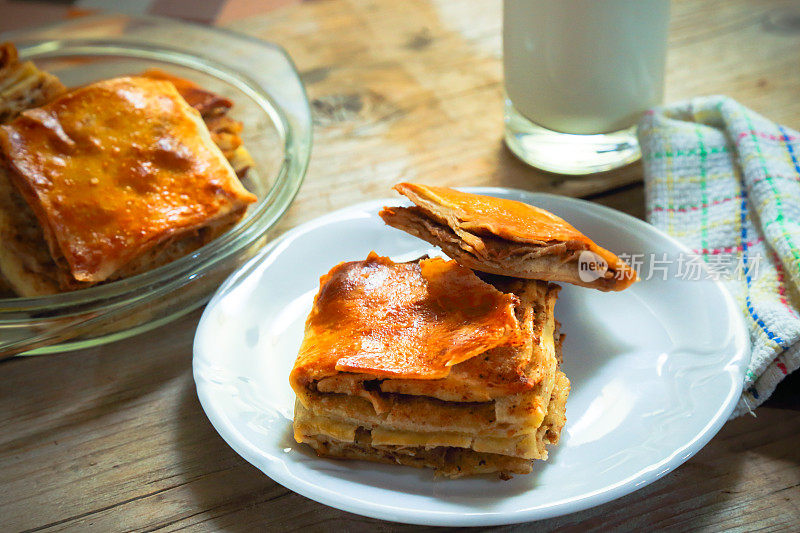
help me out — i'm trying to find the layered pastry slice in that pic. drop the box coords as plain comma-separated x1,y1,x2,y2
0,42,65,123
290,252,569,478
0,74,256,296
0,43,258,296
380,183,638,291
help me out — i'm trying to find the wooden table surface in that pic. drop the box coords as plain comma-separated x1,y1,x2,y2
2,0,800,531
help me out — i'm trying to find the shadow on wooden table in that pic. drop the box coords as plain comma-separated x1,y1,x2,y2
0,346,187,461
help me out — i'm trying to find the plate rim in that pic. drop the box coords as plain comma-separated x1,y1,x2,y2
193,188,750,526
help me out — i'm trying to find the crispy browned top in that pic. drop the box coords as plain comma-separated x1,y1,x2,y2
391,183,638,289
290,252,523,388
0,76,256,282
140,69,233,117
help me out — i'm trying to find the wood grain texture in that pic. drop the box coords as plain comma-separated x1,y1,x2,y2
2,0,800,531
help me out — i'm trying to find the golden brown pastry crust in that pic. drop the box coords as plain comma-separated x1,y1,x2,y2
0,76,256,284
311,277,560,403
290,252,522,386
0,45,257,296
140,69,253,176
381,183,638,291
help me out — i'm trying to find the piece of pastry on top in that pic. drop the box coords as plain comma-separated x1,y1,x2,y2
380,183,638,292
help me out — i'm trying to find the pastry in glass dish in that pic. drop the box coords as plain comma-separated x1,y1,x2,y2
0,43,256,296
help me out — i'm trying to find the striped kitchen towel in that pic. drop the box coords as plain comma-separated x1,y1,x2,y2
638,95,800,417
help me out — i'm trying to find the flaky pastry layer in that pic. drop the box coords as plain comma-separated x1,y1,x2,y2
0,48,257,296
294,371,570,478
380,183,638,292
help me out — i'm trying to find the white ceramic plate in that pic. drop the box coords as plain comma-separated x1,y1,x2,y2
193,188,749,526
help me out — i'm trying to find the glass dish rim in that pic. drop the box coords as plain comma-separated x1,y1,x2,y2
0,13,311,315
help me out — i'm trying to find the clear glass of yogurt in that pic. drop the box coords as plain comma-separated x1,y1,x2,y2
503,0,670,175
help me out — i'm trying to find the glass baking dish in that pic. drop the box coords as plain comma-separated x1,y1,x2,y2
0,14,312,357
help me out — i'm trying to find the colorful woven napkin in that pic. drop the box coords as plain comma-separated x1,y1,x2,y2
638,95,800,417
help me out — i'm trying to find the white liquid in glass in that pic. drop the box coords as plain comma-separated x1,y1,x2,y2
504,0,669,135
